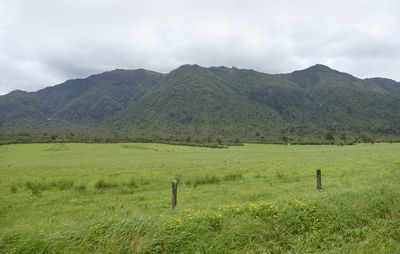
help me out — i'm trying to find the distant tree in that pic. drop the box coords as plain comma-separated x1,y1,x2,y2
281,135,288,145
325,131,335,144
360,133,370,143
340,132,347,141
370,136,375,145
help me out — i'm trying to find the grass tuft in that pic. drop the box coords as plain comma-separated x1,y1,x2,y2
74,184,87,192
187,175,220,188
126,178,138,188
25,181,49,195
10,184,17,193
224,173,242,181
94,180,118,189
52,179,74,190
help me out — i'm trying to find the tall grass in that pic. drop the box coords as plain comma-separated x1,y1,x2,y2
1,187,398,253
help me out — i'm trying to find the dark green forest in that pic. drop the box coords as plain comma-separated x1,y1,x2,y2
1,64,400,143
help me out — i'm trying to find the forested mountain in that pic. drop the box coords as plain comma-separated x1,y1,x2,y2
1,64,399,139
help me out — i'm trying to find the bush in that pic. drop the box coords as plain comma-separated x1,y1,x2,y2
52,179,74,190
94,180,117,189
74,184,87,192
126,178,138,188
10,184,17,193
25,181,49,195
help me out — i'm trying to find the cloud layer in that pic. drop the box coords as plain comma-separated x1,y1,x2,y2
1,0,399,94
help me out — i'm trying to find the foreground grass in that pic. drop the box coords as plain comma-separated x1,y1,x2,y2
0,143,399,253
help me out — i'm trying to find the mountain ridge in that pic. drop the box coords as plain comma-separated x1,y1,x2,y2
1,64,399,138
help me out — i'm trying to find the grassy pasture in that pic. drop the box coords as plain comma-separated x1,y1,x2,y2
0,143,399,253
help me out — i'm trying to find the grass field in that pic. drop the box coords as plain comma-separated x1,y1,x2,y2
0,143,399,253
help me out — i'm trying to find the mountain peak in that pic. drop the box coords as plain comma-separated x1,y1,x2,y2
168,64,210,79
175,64,204,71
303,64,334,72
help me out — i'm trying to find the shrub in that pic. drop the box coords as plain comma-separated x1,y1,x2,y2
25,181,49,195
126,178,138,188
10,184,17,193
74,184,87,192
52,179,74,190
94,180,117,189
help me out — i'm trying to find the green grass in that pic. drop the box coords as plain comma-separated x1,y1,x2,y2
0,143,399,253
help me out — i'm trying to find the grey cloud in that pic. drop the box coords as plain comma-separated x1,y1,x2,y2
1,0,400,94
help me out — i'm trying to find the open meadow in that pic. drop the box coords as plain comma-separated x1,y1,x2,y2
0,143,399,253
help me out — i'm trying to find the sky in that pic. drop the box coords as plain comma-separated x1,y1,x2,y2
0,0,399,95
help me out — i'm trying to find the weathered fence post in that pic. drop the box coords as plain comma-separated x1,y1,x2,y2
171,180,178,209
316,169,322,191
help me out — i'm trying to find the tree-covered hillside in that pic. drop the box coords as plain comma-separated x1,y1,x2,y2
1,64,399,139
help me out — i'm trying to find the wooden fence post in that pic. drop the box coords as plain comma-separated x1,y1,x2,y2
171,180,178,209
316,169,322,191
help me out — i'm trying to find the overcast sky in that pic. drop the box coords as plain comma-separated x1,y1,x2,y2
0,0,399,94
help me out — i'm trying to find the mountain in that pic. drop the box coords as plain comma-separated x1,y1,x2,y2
1,64,400,138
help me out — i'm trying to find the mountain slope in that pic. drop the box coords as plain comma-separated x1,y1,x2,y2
1,64,399,138
55,89,124,124
0,69,165,130
0,90,53,128
365,77,400,95
110,65,284,136
288,65,400,134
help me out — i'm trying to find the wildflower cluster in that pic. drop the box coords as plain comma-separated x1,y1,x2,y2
218,203,243,214
293,199,321,232
208,212,223,231
166,200,320,233
168,208,209,229
247,201,279,220
89,223,103,234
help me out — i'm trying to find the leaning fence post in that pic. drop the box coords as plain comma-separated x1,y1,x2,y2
316,169,322,191
171,180,178,209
